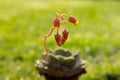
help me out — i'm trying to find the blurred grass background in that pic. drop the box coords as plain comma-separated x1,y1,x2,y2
0,0,120,80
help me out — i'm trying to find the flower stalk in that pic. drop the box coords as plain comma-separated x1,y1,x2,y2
44,27,55,60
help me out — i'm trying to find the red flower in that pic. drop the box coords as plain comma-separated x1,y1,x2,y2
54,33,61,46
68,16,79,25
62,29,68,40
61,36,65,45
53,18,60,28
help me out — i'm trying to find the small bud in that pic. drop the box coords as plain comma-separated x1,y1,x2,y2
61,36,66,44
68,16,79,25
53,18,60,28
62,29,69,40
54,33,61,46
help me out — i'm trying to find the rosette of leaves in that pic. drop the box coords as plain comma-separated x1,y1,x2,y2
36,49,86,79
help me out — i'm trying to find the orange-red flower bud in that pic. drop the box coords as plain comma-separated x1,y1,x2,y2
54,33,61,46
53,18,60,28
68,16,79,25
62,29,69,40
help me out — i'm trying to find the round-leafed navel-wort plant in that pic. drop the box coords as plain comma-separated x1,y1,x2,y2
44,13,79,60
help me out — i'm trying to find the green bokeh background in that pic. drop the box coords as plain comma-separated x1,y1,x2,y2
0,0,120,80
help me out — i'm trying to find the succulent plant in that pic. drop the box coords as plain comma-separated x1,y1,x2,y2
36,49,86,78
36,13,86,80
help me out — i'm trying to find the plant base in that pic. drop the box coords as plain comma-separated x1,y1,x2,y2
45,74,78,80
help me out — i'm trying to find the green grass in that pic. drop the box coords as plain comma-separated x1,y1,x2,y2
0,0,120,80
